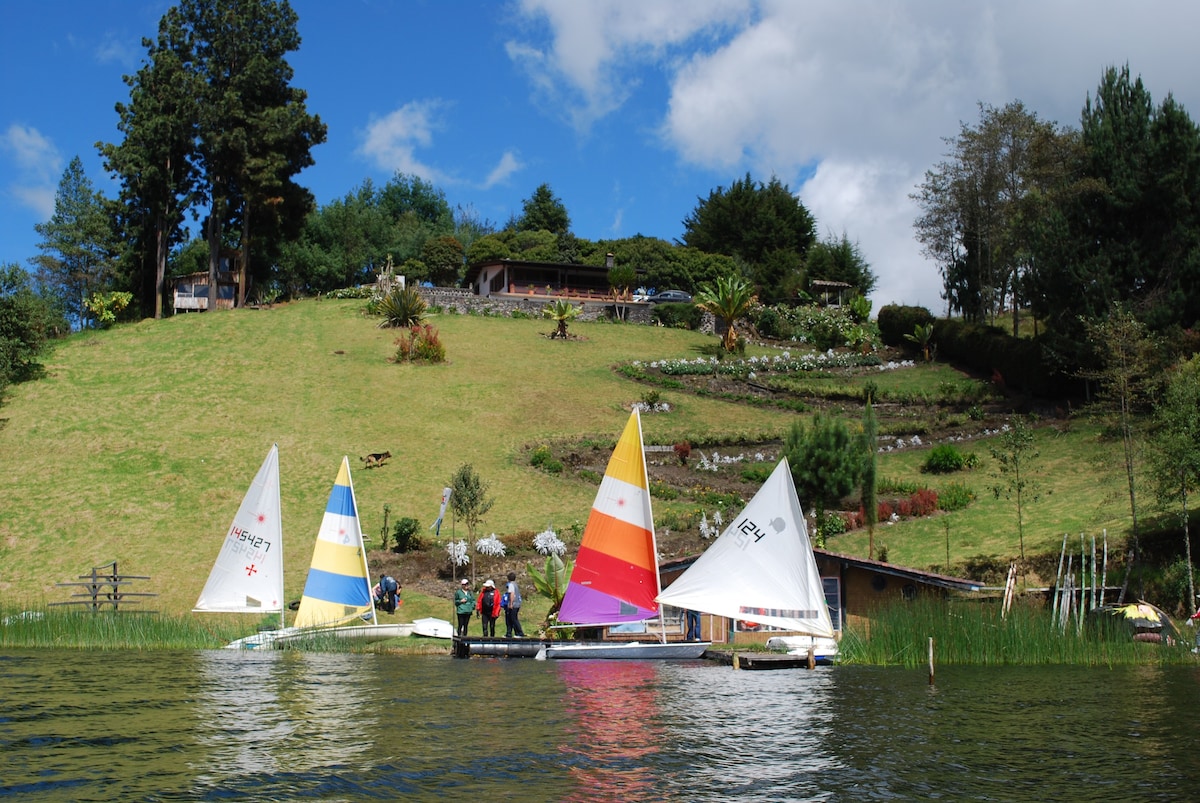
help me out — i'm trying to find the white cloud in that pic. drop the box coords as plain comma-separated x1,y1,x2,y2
482,150,524,189
357,100,450,183
801,158,943,313
510,0,749,132
0,124,63,218
512,0,1200,311
94,33,139,68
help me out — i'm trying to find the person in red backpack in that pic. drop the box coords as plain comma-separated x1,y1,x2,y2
476,579,501,637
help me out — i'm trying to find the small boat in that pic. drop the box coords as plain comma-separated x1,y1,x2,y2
413,617,455,638
193,445,286,628
197,450,417,649
545,409,710,659
657,458,839,667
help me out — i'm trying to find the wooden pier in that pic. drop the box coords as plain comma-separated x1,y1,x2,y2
451,635,549,658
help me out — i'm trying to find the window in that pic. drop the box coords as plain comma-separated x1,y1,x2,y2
823,576,842,631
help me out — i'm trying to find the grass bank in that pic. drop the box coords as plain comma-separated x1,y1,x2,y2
839,598,1196,666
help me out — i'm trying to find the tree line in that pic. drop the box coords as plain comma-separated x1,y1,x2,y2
913,65,1200,363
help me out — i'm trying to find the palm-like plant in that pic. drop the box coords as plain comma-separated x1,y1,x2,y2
377,285,426,328
695,274,756,352
904,323,934,362
543,298,581,339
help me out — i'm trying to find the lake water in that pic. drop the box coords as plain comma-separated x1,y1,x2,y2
1,648,1198,801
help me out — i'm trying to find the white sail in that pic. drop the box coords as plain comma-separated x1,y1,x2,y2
194,445,285,620
656,458,835,639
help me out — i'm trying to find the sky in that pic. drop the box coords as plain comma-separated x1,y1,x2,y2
4,0,1200,312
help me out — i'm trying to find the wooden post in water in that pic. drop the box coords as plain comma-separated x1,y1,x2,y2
807,646,815,670
1052,534,1068,622
928,637,935,685
1100,530,1108,606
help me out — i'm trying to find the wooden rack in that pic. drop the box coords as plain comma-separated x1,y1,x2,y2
50,561,157,612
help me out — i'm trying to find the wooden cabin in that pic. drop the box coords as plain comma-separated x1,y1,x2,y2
172,248,246,313
656,548,982,646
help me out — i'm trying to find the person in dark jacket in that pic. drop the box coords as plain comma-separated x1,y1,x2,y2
476,579,501,637
503,571,525,638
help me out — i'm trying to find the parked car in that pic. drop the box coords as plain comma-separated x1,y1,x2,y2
647,290,693,304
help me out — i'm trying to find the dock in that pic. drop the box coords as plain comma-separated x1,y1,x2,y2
706,649,828,670
452,635,548,658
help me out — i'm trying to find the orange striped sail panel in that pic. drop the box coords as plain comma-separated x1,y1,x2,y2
558,409,661,625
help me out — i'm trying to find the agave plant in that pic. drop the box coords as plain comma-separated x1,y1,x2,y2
376,285,427,328
542,298,581,339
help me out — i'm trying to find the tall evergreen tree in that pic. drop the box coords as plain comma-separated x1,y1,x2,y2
1032,65,1200,353
176,0,326,308
31,157,117,327
681,174,816,304
99,6,200,318
516,183,570,236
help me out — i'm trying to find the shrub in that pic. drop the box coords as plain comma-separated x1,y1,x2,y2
673,441,691,465
937,481,975,512
739,465,772,483
909,488,939,517
391,517,422,553
529,445,563,475
651,302,702,329
922,444,967,474
817,512,846,545
754,306,790,339
877,304,934,347
394,324,446,363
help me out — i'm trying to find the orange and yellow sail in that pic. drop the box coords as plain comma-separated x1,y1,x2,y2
558,409,661,625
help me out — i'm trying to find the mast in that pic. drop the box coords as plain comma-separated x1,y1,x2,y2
345,456,378,626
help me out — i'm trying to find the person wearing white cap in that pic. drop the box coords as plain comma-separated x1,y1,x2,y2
453,578,474,637
475,579,501,637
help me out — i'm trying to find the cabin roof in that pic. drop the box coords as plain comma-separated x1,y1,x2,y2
659,547,982,594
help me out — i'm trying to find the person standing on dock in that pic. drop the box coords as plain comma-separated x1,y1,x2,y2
454,579,474,636
477,579,501,637
504,571,525,638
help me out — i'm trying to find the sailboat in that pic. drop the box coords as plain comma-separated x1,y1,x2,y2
543,409,710,659
193,444,286,629
656,457,839,664
213,454,414,649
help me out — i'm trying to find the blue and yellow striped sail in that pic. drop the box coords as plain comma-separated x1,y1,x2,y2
293,457,374,628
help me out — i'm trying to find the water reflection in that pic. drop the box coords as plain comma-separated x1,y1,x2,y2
3,650,1200,801
556,660,664,799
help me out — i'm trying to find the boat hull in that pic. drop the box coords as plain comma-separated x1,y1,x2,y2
412,617,454,638
543,640,710,660
764,635,839,664
225,622,416,649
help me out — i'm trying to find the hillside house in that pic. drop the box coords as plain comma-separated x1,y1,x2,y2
654,548,982,646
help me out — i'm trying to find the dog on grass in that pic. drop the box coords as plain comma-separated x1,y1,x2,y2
361,451,391,468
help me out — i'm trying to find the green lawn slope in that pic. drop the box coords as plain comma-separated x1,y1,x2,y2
0,299,796,614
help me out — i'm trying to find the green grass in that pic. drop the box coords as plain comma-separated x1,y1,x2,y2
839,598,1195,666
833,420,1137,581
0,300,793,620
0,297,1171,649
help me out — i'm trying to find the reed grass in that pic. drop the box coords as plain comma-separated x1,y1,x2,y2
0,603,248,650
839,598,1196,667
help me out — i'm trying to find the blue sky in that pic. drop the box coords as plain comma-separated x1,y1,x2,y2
4,1,1200,312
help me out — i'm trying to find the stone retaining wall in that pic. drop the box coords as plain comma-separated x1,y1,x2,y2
416,286,709,328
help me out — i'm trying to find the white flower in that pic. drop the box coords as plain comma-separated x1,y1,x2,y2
447,539,470,567
533,528,566,556
476,533,507,557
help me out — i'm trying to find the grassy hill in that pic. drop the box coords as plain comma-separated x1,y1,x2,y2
0,298,1145,618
